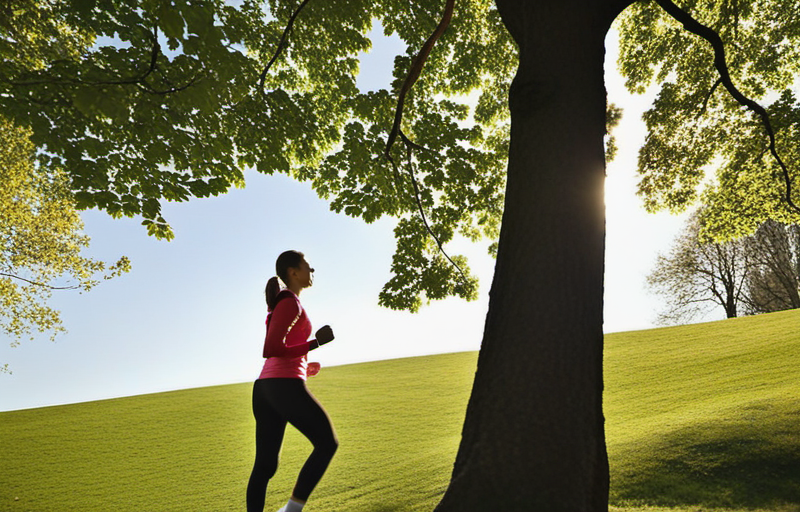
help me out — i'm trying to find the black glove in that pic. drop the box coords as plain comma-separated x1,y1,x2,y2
311,325,334,350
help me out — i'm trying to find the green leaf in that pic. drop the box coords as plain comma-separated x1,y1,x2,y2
158,6,185,40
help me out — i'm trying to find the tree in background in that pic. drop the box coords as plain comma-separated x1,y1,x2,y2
648,213,799,323
648,211,750,322
0,116,129,373
3,0,800,509
744,220,800,314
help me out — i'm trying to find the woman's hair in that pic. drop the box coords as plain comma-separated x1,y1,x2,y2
265,250,305,311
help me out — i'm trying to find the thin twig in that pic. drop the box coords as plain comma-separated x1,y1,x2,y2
401,133,470,284
0,272,80,290
8,27,160,88
257,0,312,95
696,77,721,119
655,0,800,214
6,26,196,95
140,73,203,95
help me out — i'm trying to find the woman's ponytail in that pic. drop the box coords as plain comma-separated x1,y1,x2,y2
265,276,281,311
265,250,304,311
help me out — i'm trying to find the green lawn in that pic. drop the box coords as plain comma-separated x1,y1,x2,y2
1,309,798,512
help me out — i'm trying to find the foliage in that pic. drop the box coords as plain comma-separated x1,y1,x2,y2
2,309,799,511
617,0,800,239
6,0,793,313
606,102,624,163
0,115,129,372
0,0,521,311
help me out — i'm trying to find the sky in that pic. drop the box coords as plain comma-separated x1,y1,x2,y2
0,25,717,412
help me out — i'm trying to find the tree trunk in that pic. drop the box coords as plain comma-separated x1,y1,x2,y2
725,291,738,318
435,2,627,511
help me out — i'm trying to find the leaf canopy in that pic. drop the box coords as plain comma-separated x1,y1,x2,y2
4,0,798,311
2,0,516,310
617,0,800,239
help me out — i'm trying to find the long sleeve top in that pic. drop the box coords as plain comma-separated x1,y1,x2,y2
258,290,315,380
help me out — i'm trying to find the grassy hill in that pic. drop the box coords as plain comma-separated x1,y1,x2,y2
1,309,798,512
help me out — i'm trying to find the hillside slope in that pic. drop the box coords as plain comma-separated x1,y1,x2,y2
605,308,800,509
1,309,798,512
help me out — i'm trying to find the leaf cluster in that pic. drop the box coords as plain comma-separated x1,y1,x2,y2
0,115,129,366
617,0,800,240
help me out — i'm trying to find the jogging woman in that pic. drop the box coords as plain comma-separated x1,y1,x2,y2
246,250,338,512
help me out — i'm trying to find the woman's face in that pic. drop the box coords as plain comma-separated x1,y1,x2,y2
290,258,314,289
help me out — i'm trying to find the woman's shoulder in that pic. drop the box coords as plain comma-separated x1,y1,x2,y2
274,289,302,312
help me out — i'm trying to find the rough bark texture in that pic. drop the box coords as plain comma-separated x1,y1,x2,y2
435,1,631,510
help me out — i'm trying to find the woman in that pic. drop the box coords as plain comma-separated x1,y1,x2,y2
246,250,338,512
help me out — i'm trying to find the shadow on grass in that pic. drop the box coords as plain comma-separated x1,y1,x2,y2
612,399,800,509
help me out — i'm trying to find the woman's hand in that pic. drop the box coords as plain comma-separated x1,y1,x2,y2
314,325,334,347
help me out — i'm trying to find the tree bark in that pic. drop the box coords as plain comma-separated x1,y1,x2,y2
435,1,629,510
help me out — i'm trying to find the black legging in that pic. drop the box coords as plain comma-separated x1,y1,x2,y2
246,378,338,512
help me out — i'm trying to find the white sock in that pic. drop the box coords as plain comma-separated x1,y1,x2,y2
284,498,305,512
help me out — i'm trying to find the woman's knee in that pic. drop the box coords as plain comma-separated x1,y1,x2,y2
317,432,339,456
253,455,280,479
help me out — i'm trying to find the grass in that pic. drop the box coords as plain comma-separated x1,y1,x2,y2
605,309,800,511
1,308,798,512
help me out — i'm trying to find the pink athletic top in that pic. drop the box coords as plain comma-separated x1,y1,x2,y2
258,290,315,380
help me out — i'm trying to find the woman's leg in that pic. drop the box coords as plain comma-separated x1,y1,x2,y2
247,379,287,512
268,379,339,502
287,382,339,501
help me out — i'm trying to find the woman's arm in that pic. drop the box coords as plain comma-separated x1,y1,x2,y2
263,298,312,359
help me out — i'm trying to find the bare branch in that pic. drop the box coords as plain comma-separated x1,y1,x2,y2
655,0,800,214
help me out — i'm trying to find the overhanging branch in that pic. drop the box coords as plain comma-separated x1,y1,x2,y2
400,133,469,284
384,0,455,159
257,0,312,95
655,0,800,214
381,0,467,286
6,26,200,95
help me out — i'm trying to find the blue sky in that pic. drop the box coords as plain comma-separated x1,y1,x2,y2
0,27,713,412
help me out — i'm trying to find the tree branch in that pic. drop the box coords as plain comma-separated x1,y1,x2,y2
5,26,196,95
378,0,468,287
655,0,800,214
0,272,80,290
696,77,721,119
139,72,203,95
400,133,469,285
384,0,455,159
257,0,312,95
